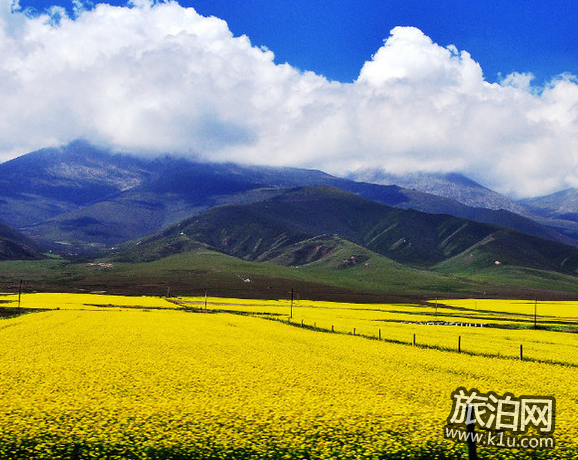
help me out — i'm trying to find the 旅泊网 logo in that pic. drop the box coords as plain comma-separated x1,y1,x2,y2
444,387,555,450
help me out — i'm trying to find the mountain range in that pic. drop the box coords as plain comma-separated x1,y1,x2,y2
117,185,578,272
348,169,526,213
2,141,578,299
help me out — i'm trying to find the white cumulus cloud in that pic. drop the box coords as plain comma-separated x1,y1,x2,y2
1,0,578,198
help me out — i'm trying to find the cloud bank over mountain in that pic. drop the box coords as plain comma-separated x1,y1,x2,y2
1,0,577,197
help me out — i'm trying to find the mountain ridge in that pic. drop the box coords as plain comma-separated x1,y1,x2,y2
2,141,578,298
2,141,575,252
349,169,527,213
116,186,578,278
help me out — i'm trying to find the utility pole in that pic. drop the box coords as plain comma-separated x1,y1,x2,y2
534,298,538,329
17,279,22,308
290,288,294,319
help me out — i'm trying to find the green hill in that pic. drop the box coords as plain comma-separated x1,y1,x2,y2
106,186,578,299
0,221,44,260
4,224,578,300
120,186,501,268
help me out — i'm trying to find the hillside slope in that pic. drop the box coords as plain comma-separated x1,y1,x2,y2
0,221,44,260
118,186,578,275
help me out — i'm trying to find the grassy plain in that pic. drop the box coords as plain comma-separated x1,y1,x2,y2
0,293,577,458
4,247,578,304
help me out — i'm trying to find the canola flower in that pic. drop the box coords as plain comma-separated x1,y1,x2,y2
177,295,578,365
1,295,578,458
440,298,578,322
0,292,176,310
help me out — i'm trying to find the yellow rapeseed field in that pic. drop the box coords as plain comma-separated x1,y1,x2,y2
177,295,578,364
0,294,577,458
0,292,176,310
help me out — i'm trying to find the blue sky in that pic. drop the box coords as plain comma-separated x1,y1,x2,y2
19,0,578,83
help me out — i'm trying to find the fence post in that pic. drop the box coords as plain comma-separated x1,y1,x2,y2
331,325,334,332
466,405,478,460
520,344,523,360
353,328,356,336
413,334,416,346
18,279,23,308
378,329,381,340
458,336,461,353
